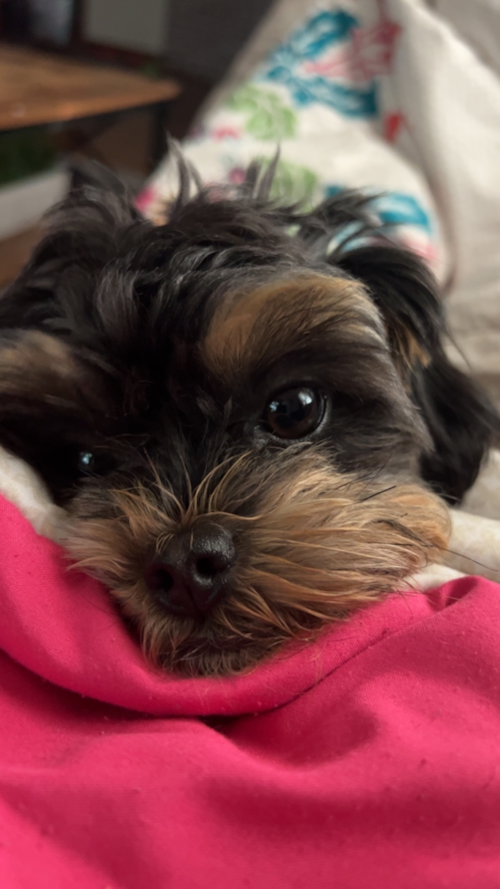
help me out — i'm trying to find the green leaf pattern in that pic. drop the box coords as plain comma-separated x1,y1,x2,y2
226,85,297,141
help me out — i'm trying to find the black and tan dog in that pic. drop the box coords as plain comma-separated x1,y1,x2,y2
0,161,495,676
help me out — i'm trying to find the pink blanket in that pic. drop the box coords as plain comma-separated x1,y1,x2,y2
0,493,499,888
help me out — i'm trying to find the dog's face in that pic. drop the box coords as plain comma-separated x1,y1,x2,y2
0,175,494,676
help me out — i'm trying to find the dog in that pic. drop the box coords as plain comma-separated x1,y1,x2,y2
0,159,496,677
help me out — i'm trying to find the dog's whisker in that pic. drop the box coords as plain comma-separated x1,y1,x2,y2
444,548,500,574
358,485,398,502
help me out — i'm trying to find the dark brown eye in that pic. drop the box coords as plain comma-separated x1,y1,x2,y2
262,387,326,440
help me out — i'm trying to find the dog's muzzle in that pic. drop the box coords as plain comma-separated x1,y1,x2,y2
145,524,235,619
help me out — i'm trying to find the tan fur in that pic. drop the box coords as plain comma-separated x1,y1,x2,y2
391,327,430,374
63,450,449,677
0,330,111,419
0,331,77,395
202,274,385,379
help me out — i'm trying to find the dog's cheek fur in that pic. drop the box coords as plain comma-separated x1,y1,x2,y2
62,451,449,677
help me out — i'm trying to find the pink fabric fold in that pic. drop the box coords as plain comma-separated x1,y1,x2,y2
0,493,499,887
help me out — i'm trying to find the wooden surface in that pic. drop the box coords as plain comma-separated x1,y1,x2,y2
0,45,181,130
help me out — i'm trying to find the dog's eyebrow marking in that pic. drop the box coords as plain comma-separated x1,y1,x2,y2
201,273,386,378
0,331,78,391
0,330,104,413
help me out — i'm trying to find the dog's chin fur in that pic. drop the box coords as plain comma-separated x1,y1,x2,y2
0,160,495,676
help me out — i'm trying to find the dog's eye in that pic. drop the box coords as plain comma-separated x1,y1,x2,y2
78,451,97,475
78,451,95,473
262,387,325,439
77,450,115,477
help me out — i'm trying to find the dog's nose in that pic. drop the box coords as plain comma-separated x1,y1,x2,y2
145,525,235,619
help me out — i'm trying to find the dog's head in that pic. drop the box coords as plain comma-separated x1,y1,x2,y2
0,167,494,675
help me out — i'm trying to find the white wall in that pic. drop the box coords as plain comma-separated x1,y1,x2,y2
84,0,170,55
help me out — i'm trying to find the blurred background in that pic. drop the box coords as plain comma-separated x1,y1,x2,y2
0,0,273,284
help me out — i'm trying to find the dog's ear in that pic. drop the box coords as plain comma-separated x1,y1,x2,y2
0,185,142,333
335,244,499,503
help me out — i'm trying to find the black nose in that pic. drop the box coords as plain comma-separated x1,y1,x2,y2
145,525,235,619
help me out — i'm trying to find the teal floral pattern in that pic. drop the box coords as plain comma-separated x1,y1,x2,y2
261,10,378,118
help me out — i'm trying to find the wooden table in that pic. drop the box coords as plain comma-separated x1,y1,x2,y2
0,44,181,165
0,45,181,284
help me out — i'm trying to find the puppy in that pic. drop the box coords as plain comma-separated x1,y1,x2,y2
0,161,495,676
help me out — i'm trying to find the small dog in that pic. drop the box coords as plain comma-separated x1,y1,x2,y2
0,160,496,677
